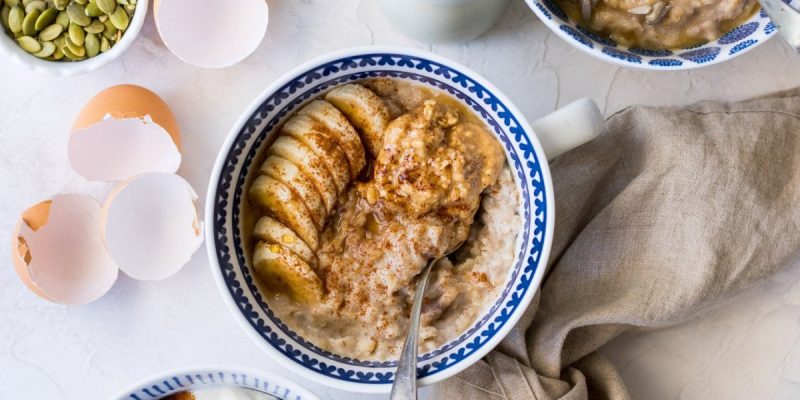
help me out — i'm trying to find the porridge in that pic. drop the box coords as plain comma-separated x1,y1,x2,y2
557,0,759,49
246,78,522,360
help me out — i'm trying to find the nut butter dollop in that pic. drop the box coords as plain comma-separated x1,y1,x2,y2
372,100,504,220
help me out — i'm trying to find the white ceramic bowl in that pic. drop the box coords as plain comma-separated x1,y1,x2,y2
0,0,148,76
112,365,320,400
525,0,785,70
206,46,600,393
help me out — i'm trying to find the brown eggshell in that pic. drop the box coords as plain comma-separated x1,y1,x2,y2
72,84,181,150
11,200,56,302
12,194,119,304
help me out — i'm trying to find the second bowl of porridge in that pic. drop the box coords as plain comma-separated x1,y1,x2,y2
207,47,604,392
525,0,782,69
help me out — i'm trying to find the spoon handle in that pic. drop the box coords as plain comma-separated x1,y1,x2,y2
760,0,800,52
389,259,436,400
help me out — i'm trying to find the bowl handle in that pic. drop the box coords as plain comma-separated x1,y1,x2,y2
532,98,605,161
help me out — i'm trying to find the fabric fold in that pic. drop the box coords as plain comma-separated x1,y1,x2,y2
434,88,800,400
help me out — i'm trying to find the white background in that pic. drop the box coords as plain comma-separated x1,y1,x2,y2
2,1,800,399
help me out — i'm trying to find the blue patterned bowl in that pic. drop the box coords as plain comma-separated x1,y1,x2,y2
112,366,319,400
525,0,789,69
205,47,554,393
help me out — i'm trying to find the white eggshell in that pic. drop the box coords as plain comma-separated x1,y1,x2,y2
68,116,182,182
16,194,119,304
155,0,268,68
103,173,204,281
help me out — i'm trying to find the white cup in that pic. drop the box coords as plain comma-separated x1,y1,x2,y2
375,0,512,43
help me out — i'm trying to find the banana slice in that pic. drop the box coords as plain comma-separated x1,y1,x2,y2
260,155,326,230
249,175,319,249
253,216,316,266
325,84,391,157
253,241,323,304
269,136,338,213
298,100,366,178
282,115,351,194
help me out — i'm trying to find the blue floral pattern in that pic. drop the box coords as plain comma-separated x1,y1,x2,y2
525,0,775,69
119,369,314,400
210,53,549,387
560,25,593,48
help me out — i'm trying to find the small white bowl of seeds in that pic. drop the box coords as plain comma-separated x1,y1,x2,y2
0,0,147,76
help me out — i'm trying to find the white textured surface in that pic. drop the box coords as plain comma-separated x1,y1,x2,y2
1,1,800,399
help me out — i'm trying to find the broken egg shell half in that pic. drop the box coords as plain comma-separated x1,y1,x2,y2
69,84,182,182
154,0,269,69
101,172,204,281
12,194,119,305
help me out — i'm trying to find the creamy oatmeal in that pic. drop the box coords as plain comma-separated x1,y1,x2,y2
557,0,759,49
246,78,521,360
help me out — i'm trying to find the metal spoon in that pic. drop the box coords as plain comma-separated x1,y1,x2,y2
759,0,800,52
389,241,466,400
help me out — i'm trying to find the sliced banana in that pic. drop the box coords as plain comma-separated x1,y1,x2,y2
260,155,326,230
249,175,319,250
269,136,338,213
253,241,323,304
325,84,391,157
253,216,316,266
282,115,351,194
298,100,367,178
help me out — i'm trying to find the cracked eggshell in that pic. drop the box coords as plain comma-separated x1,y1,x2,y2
102,173,204,281
154,0,268,68
69,84,182,182
11,194,119,304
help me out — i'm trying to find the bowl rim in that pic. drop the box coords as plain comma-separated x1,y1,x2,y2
109,364,321,400
524,0,774,71
204,45,555,393
0,0,148,76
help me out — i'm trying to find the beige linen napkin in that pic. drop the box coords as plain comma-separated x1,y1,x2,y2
434,89,800,399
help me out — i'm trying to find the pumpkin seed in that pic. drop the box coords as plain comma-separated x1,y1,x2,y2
23,0,44,14
52,44,63,59
102,16,115,36
85,1,103,17
7,4,21,33
68,22,84,45
21,8,39,35
1,5,9,30
37,22,61,40
66,3,89,26
55,9,67,27
84,32,98,56
99,34,109,51
62,45,82,60
628,4,652,14
65,34,85,56
109,6,127,30
32,39,54,57
16,35,40,52
34,6,56,30
580,0,593,22
96,0,115,15
5,0,133,61
84,18,103,33
54,33,65,50
646,1,670,24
